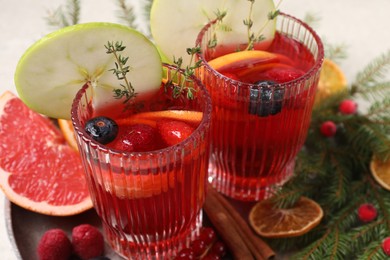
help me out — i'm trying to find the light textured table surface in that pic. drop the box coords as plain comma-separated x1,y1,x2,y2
0,0,389,259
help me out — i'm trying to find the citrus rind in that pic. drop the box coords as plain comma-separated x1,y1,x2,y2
249,196,323,238
371,157,390,191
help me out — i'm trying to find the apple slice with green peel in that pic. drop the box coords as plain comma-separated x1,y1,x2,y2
150,0,276,66
15,22,162,120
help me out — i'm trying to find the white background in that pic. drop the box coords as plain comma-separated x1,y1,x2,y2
0,0,389,259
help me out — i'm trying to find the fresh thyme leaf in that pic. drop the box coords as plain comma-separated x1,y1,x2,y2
267,9,280,20
45,0,80,29
244,0,283,50
105,41,136,103
167,47,201,100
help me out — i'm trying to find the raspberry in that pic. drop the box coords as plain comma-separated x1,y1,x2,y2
320,121,337,137
72,224,104,260
37,229,72,260
357,203,378,223
339,99,358,115
382,237,390,256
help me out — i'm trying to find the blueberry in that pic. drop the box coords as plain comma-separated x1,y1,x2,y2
84,116,118,144
248,80,284,117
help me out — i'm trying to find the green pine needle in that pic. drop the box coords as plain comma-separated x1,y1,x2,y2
45,0,80,29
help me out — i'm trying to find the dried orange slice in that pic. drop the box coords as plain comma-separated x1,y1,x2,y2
370,157,390,191
249,196,323,238
58,119,78,151
315,58,347,105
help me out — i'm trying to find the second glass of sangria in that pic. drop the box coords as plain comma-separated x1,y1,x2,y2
196,12,324,201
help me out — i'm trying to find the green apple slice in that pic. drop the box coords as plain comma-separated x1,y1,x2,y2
15,22,162,119
150,0,276,66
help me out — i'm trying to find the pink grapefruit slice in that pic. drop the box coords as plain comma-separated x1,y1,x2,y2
0,91,92,216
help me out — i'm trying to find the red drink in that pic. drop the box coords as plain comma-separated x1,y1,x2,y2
71,64,212,259
196,13,324,201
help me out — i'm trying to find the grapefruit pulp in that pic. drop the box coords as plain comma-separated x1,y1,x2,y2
0,91,92,216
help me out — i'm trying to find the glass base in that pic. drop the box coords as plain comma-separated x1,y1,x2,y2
208,160,295,201
103,210,203,259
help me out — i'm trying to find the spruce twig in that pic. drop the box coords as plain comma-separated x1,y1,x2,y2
45,0,80,29
271,50,390,258
115,0,137,29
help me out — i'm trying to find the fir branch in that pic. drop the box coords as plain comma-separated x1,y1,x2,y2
357,240,388,260
303,12,322,29
272,50,390,257
45,0,80,29
324,41,349,62
115,0,137,28
353,50,390,89
142,0,153,37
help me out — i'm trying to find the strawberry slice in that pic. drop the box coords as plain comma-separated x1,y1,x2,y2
157,120,195,146
108,124,162,152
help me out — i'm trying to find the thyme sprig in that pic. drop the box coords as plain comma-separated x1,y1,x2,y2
244,0,283,50
105,41,137,103
168,47,202,100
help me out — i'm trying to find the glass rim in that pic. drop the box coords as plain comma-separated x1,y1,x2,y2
195,12,325,89
70,63,212,156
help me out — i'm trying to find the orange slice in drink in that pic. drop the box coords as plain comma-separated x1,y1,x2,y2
315,58,347,105
117,110,203,128
58,119,78,151
371,156,390,191
208,50,294,73
109,171,177,199
249,196,323,238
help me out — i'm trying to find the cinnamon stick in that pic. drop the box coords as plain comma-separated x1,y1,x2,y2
204,184,276,260
203,189,254,259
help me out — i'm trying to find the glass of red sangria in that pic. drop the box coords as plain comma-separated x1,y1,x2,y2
196,13,324,201
71,64,212,259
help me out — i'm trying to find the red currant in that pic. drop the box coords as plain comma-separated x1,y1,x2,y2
191,239,207,257
199,227,216,244
358,203,377,223
320,121,337,137
339,99,357,115
210,241,227,257
202,252,221,260
382,237,390,256
175,248,195,260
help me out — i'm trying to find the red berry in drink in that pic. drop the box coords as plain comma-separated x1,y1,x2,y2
264,67,305,83
339,99,357,115
358,203,377,223
320,121,337,137
199,227,217,244
382,237,390,256
158,120,195,146
109,124,160,152
175,248,195,259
